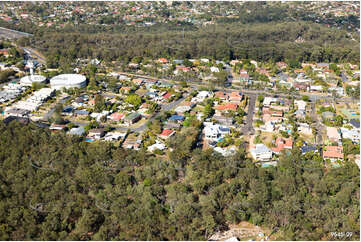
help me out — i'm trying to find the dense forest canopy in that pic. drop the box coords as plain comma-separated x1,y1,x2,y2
15,21,359,68
0,121,359,240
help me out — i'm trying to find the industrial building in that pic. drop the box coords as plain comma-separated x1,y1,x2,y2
50,74,86,90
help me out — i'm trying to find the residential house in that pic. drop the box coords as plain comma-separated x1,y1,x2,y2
69,126,85,136
294,100,307,111
73,97,86,107
309,85,323,92
229,92,242,103
349,120,360,130
104,132,127,141
168,115,185,123
272,137,293,154
340,127,359,143
293,82,308,91
108,112,124,122
4,108,29,118
214,91,228,101
148,140,166,152
260,120,275,132
159,129,175,139
295,109,306,119
322,111,336,120
62,106,73,116
323,146,344,161
301,145,318,154
298,123,313,135
250,144,273,161
88,128,105,139
215,103,238,112
49,124,66,131
162,92,173,101
213,115,233,127
158,58,168,64
124,112,142,125
263,97,278,107
164,122,181,130
326,126,341,142
210,66,220,73
74,109,90,117
132,78,144,86
214,147,237,157
204,123,230,142
174,105,192,114
193,91,212,102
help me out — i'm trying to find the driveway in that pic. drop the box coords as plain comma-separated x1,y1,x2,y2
43,96,70,120
311,102,323,144
241,94,257,135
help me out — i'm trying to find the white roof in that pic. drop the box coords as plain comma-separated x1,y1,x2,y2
20,75,46,84
263,97,277,106
251,144,272,155
50,74,86,85
224,237,239,242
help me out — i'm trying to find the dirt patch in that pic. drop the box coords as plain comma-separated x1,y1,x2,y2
209,222,271,241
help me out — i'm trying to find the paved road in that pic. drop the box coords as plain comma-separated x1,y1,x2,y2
115,71,355,104
0,26,32,39
242,94,257,135
73,96,186,133
311,102,323,145
22,47,46,64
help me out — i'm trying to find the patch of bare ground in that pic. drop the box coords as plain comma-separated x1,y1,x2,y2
209,221,272,241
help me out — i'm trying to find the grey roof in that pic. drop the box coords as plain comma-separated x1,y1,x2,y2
322,111,336,119
301,145,318,154
74,110,89,115
69,126,85,136
253,144,271,154
124,112,141,121
350,120,360,129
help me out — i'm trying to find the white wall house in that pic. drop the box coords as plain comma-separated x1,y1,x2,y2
250,144,273,161
204,123,230,142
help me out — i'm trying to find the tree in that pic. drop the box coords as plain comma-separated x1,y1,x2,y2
94,95,106,112
257,95,264,103
302,95,309,102
124,94,142,109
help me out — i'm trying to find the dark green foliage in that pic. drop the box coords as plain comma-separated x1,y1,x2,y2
14,21,360,69
0,121,359,240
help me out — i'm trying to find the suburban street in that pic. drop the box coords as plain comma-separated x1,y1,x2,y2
72,96,186,133
115,71,356,104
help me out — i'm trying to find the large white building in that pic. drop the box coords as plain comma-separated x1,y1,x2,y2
20,75,47,86
50,74,86,90
250,144,273,161
204,123,230,142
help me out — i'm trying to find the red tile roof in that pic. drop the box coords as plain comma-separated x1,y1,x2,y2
110,112,124,121
272,137,293,153
215,103,238,111
163,92,172,99
160,129,175,137
158,58,168,63
215,91,228,99
323,146,344,159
